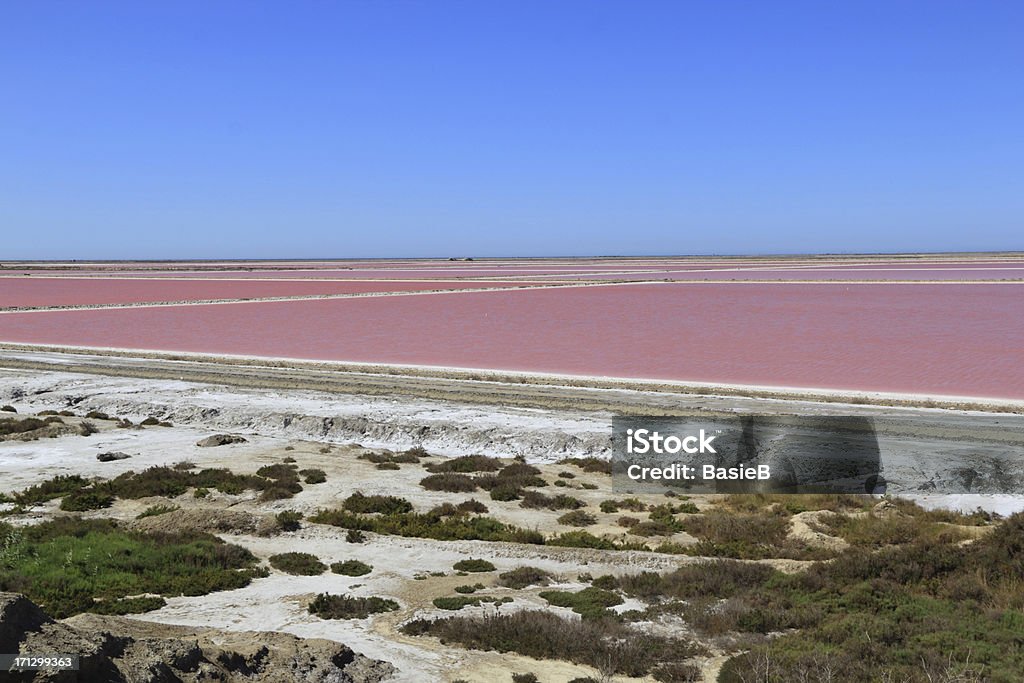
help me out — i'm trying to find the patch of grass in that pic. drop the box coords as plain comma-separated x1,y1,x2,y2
0,416,49,435
540,586,623,619
453,558,495,573
454,583,485,594
420,473,478,492
426,455,503,473
58,489,114,512
376,462,400,470
331,559,372,576
498,566,552,589
520,491,584,511
269,552,326,575
557,510,597,527
0,518,262,618
812,511,972,548
342,491,413,515
402,610,702,676
89,595,167,615
14,475,89,506
557,457,612,474
137,504,180,519
299,468,326,484
275,510,303,532
308,593,399,619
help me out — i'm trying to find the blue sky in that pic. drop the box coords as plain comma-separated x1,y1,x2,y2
2,1,1021,259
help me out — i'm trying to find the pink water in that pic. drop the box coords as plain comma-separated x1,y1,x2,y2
1,282,1021,399
0,278,546,308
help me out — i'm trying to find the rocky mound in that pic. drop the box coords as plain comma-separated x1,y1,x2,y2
0,592,394,682
196,434,248,447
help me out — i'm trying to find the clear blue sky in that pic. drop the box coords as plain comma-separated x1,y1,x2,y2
2,1,1021,259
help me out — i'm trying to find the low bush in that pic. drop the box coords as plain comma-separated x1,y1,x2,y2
140,417,161,426
331,560,372,576
540,586,623,619
521,491,584,511
426,455,502,473
498,566,551,589
59,489,114,512
308,593,399,619
557,457,612,474
557,510,597,527
346,529,366,543
275,510,303,532
0,517,262,618
342,491,413,515
299,468,327,484
137,504,180,519
453,559,495,573
269,552,326,576
420,473,478,493
402,610,702,676
89,595,167,615
454,583,484,594
14,475,89,505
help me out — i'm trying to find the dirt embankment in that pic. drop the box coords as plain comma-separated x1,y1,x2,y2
0,592,394,683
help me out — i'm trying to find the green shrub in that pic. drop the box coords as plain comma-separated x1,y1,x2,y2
346,528,366,543
540,586,623,619
342,491,413,515
426,455,502,473
489,484,521,501
0,518,261,618
137,504,179,519
454,584,483,594
269,552,326,575
498,566,551,589
420,473,478,492
521,491,584,510
308,593,399,619
275,510,303,532
557,457,612,474
331,560,372,576
140,417,160,426
15,475,89,505
557,510,597,527
90,595,167,615
299,468,327,484
376,462,400,470
84,411,110,420
453,558,495,573
59,489,114,512
402,610,701,676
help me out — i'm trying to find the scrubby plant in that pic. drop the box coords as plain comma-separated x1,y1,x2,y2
331,559,372,576
299,468,326,484
346,528,366,543
420,473,478,492
453,558,495,573
557,510,597,527
425,454,502,473
308,593,398,619
59,489,114,512
269,552,326,575
557,457,612,474
137,504,179,519
275,510,303,532
0,518,262,618
540,586,623,619
498,566,551,589
342,491,413,515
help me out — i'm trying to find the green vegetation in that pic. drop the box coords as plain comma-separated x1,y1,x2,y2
0,518,262,618
520,491,584,511
311,507,545,545
420,473,478,492
299,468,326,484
539,586,622,619
679,509,831,560
58,488,114,512
498,566,551,589
331,559,372,576
275,510,303,532
342,491,413,515
557,510,597,527
454,583,484,594
137,504,180,519
433,595,512,610
425,454,502,473
453,558,495,572
269,552,326,575
402,610,702,677
308,593,399,619
557,457,612,474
